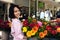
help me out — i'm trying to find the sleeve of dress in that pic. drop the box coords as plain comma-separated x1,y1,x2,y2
11,19,24,39
11,22,15,37
50,12,53,17
17,22,24,39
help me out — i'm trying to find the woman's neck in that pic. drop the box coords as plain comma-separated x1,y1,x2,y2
13,18,19,19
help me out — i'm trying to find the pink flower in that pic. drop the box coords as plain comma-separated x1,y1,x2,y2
37,21,42,27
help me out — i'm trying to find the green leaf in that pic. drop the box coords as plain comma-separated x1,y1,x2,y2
38,2,44,8
28,17,32,23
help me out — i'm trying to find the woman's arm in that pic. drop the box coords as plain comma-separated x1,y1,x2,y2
11,22,15,37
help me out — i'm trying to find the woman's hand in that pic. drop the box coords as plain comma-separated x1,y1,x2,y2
8,21,12,27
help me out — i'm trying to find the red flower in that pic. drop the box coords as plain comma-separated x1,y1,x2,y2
0,19,4,28
4,21,10,28
46,25,52,32
35,23,40,28
0,19,3,23
0,19,4,26
50,30,57,35
55,26,60,29
29,23,39,28
29,23,35,28
23,19,28,26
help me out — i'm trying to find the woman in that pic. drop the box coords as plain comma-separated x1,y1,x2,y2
9,4,26,40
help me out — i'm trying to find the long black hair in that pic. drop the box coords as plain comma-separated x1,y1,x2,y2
9,4,21,19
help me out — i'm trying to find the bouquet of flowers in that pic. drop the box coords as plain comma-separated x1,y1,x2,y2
22,17,60,39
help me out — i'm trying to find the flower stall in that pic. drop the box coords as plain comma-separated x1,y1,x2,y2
22,17,60,40
0,19,11,40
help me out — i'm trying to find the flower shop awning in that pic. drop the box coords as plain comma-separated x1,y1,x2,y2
0,0,15,3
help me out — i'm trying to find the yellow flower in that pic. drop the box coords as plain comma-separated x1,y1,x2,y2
39,32,45,39
44,30,48,36
26,31,32,37
22,27,27,32
57,27,60,33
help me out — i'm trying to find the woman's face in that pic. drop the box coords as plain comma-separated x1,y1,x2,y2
14,7,20,18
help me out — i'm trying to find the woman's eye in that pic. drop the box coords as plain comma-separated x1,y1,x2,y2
14,11,17,12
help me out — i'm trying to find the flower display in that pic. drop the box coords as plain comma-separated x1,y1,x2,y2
0,19,10,31
22,17,60,39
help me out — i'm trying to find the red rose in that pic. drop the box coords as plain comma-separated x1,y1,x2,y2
50,30,57,35
23,19,28,26
35,23,40,28
55,26,60,29
46,25,52,31
29,23,35,28
29,23,39,28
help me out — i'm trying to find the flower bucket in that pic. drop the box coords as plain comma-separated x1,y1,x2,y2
42,38,49,40
0,31,8,40
49,38,57,40
27,37,38,40
42,38,58,40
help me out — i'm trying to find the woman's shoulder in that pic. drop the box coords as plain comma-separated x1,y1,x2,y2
12,18,18,21
12,18,19,23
